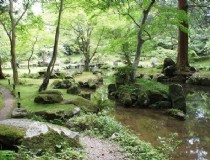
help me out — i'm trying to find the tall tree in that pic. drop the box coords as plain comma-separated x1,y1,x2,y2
39,0,63,92
0,0,31,84
131,0,156,80
70,17,104,71
176,0,189,71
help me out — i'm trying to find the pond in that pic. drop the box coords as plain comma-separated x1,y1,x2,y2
112,85,210,160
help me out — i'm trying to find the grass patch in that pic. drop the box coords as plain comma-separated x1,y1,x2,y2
136,78,168,93
74,72,99,82
0,79,75,113
136,68,162,75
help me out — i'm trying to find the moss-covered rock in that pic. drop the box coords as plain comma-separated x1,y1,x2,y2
136,93,150,107
21,129,80,156
119,93,132,106
67,83,80,95
88,79,97,89
0,119,80,157
0,124,25,150
34,93,63,104
147,90,169,104
52,79,74,89
169,84,186,113
69,97,98,113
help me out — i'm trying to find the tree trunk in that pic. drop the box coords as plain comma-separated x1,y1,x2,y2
10,0,19,84
0,56,5,79
176,0,189,71
28,35,38,74
39,0,63,92
84,58,90,71
131,0,156,81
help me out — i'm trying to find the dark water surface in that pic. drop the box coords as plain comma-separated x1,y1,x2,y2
112,85,210,160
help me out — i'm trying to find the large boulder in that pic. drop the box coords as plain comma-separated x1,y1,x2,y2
163,58,175,70
147,90,169,105
119,93,132,107
34,90,63,104
0,124,24,150
67,83,80,94
0,119,80,156
88,79,97,89
164,65,177,78
108,84,117,94
79,92,91,100
136,93,150,107
52,79,73,89
66,97,98,113
169,84,186,113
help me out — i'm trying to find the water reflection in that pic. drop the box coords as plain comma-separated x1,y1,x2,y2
112,88,210,160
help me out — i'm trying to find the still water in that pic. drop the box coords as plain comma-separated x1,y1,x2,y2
112,86,210,160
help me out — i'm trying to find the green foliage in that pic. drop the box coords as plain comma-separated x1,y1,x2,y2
69,113,168,160
157,133,182,159
115,66,135,85
0,124,25,141
0,151,16,160
21,73,40,79
92,86,114,112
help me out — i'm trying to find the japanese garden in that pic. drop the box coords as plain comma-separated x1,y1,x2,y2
0,0,210,160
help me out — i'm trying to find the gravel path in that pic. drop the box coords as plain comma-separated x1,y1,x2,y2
81,136,128,160
0,85,14,120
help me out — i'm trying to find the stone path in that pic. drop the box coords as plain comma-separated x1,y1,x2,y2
0,85,14,120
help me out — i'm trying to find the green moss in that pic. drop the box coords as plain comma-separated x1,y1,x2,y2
39,90,63,95
0,124,25,150
34,93,63,104
136,78,168,94
20,129,80,156
0,124,25,140
70,96,98,113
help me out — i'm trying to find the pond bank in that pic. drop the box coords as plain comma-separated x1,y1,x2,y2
112,87,210,160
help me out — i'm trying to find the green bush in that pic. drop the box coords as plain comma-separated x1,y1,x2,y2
115,66,135,85
0,151,16,160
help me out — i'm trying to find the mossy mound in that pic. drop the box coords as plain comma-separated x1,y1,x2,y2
20,129,80,156
0,124,25,150
70,97,98,113
34,90,63,104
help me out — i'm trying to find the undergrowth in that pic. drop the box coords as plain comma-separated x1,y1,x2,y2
68,113,179,160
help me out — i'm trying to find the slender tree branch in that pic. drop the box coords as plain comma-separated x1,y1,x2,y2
90,27,104,60
0,20,11,41
15,1,30,27
144,30,152,41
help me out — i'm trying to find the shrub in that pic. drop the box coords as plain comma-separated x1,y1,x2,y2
115,66,135,85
